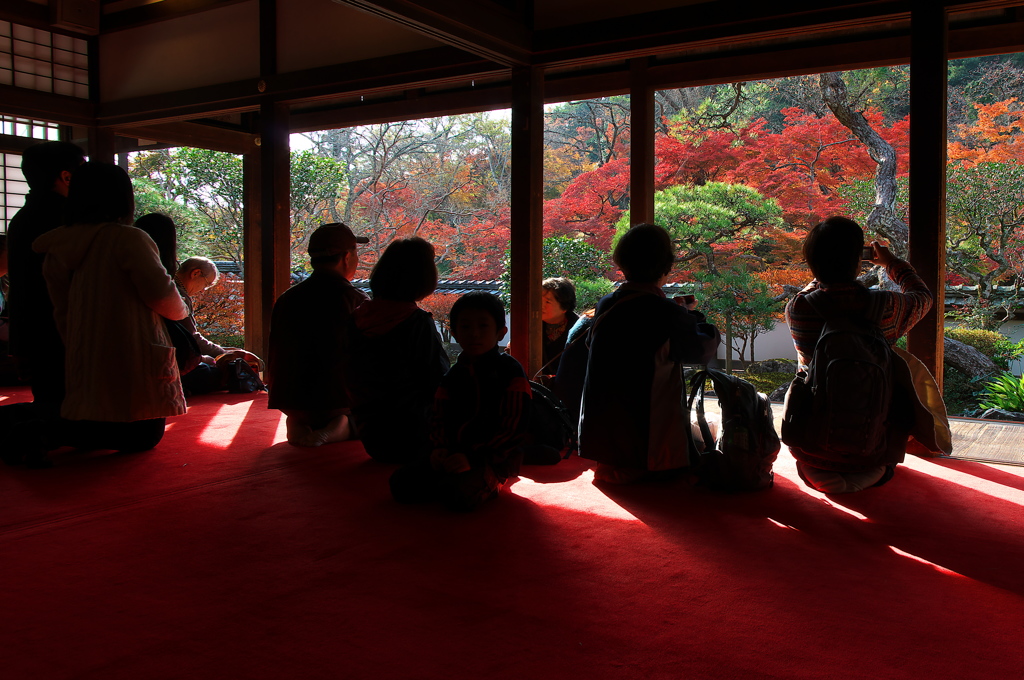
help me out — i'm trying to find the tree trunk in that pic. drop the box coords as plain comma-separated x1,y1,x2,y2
943,336,998,380
819,72,909,258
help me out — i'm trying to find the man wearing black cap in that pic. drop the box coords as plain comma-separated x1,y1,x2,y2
266,223,369,447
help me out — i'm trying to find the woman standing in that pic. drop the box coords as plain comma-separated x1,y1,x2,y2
33,162,188,454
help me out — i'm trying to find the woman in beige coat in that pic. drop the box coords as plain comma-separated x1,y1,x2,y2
32,162,188,456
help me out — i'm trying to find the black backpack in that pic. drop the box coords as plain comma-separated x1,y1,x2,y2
687,368,780,492
522,380,577,465
781,290,894,466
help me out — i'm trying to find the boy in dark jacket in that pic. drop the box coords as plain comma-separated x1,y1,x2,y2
390,292,530,511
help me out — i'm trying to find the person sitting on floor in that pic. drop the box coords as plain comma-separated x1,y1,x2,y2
389,292,531,511
135,212,260,396
174,255,259,395
579,223,720,484
346,237,450,464
4,141,85,428
539,276,579,375
27,162,189,462
266,222,368,447
784,216,934,493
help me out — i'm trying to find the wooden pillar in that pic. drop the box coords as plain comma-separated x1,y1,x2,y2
509,66,544,376
85,34,115,164
629,58,655,226
243,0,290,360
907,4,948,387
87,128,115,164
243,102,290,360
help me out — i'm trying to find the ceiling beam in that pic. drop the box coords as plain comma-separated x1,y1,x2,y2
96,47,505,127
101,0,250,33
290,84,512,132
0,85,96,127
111,120,255,154
532,0,917,68
0,0,48,29
335,0,532,67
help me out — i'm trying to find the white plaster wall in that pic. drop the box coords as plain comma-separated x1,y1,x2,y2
277,0,441,74
718,324,798,364
100,1,259,101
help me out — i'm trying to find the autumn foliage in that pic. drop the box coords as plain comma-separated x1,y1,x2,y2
189,275,246,346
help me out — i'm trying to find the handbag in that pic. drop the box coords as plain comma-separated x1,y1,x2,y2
217,354,266,393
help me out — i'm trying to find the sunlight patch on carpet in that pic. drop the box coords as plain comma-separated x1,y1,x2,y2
888,545,965,578
909,459,1024,503
272,412,288,444
767,517,800,531
511,471,642,521
197,402,258,448
790,483,871,520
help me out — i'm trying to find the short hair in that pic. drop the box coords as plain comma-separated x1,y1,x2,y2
803,216,864,285
310,252,345,269
21,141,85,192
370,237,438,302
450,292,506,330
613,223,675,284
0,233,7,256
542,277,576,314
65,161,135,226
135,213,177,276
177,256,219,284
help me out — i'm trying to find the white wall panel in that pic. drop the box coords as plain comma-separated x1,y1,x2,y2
99,1,258,102
277,0,440,74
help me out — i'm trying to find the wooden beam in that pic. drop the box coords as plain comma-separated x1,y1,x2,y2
87,127,116,163
629,58,655,226
0,0,49,31
0,86,96,127
111,121,255,155
509,66,544,377
532,0,916,68
0,133,47,153
907,4,948,387
336,0,532,67
290,84,512,132
95,48,502,127
100,0,249,33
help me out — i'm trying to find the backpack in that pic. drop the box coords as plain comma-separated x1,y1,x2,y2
687,368,779,492
781,290,894,465
522,380,577,465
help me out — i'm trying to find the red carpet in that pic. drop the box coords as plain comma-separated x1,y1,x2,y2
1,386,1022,679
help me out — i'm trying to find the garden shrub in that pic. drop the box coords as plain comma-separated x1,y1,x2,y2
979,372,1024,412
944,327,1023,370
741,371,793,396
942,366,987,417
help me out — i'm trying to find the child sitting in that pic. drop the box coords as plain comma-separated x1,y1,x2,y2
389,292,531,511
346,237,450,464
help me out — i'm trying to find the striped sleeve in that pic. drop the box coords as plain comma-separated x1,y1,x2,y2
879,258,933,344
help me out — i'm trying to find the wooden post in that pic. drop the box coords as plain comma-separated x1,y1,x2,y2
243,0,290,360
509,66,544,376
87,127,115,164
907,4,948,388
630,57,655,226
243,102,291,360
